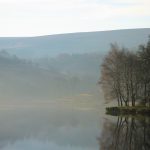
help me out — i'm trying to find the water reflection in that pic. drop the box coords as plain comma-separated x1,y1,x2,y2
0,102,100,150
99,116,150,150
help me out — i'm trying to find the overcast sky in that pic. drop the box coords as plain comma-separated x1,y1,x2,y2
0,0,149,37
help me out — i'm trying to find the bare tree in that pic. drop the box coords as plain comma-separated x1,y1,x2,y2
100,44,139,106
100,44,124,106
100,37,150,107
138,37,150,106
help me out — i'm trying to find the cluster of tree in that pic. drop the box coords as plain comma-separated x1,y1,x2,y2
0,49,35,66
100,37,150,107
36,52,103,78
98,116,150,150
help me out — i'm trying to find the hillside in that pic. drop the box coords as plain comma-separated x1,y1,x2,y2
0,28,149,102
0,28,149,59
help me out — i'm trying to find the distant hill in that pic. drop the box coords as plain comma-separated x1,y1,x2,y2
0,28,149,102
0,28,149,59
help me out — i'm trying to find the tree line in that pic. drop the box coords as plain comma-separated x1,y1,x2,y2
100,37,150,107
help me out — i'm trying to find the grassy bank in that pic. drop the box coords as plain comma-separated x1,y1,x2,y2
106,106,150,116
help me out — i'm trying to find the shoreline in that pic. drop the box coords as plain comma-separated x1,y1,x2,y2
106,106,150,116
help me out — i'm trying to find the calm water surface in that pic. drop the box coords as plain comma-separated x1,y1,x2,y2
0,101,149,150
0,100,102,150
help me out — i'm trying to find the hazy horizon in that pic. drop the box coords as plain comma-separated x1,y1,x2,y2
0,28,149,38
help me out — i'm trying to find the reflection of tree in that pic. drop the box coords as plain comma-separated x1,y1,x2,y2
98,116,150,150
